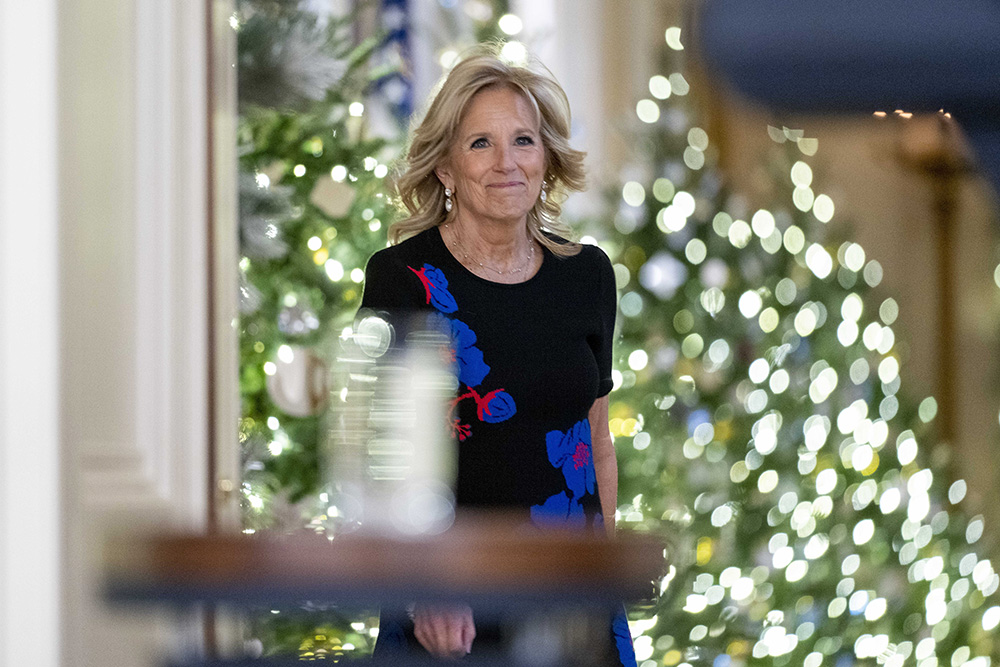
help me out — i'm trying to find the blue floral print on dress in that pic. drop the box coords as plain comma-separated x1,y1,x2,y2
411,265,516,442
409,263,458,313
529,490,585,527
612,609,637,667
529,419,596,524
477,389,516,423
547,418,596,498
529,418,637,667
428,312,491,388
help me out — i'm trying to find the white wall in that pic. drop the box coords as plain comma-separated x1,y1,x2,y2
513,0,674,215
0,0,62,665
2,0,229,664
514,0,607,216
57,0,220,659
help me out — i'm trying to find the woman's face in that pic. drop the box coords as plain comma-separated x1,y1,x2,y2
436,85,547,228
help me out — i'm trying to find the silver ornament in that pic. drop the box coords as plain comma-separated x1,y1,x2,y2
266,345,328,417
278,303,320,336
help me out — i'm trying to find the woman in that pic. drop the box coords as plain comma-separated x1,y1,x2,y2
360,45,635,665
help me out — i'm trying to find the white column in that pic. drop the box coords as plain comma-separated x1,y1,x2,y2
512,0,607,215
0,0,61,666
409,0,479,112
56,0,217,664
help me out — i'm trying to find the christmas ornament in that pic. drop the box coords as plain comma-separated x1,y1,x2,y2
309,176,356,220
239,274,263,314
278,302,320,336
239,172,294,259
266,345,328,417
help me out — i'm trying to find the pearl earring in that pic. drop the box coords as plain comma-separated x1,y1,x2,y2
444,188,453,213
540,189,547,203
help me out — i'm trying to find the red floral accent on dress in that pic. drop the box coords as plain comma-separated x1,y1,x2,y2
446,387,517,441
451,418,472,442
407,264,457,313
407,264,515,440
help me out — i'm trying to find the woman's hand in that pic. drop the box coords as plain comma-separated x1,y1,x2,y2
412,603,476,659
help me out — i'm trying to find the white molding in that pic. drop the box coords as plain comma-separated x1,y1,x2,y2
210,0,244,533
3,0,225,662
0,0,61,666
58,0,215,665
133,0,176,505
65,0,212,520
66,0,214,520
79,446,179,509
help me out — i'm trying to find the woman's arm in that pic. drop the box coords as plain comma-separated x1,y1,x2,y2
589,395,618,537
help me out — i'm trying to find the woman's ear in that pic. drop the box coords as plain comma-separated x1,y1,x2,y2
434,164,453,191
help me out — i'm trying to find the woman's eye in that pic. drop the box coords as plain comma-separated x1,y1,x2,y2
470,138,488,149
516,135,535,145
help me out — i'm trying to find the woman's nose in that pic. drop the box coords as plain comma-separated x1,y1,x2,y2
493,146,515,171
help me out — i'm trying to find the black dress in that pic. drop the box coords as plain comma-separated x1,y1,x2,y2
359,226,636,666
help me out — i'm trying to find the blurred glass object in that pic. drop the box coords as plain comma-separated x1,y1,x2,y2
329,312,457,537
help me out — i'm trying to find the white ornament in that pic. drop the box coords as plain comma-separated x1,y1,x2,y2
266,345,328,417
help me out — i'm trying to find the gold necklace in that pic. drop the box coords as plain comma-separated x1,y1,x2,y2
445,223,536,276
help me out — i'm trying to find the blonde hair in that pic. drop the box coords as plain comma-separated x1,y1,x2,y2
388,43,587,257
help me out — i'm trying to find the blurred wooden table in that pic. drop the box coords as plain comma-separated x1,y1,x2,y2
104,513,666,665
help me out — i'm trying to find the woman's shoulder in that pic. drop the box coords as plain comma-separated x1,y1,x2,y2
544,234,612,270
575,241,612,267
361,228,444,311
540,237,614,302
365,227,440,272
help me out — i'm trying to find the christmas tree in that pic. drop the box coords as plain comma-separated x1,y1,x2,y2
237,0,411,531
236,0,402,656
597,22,1000,667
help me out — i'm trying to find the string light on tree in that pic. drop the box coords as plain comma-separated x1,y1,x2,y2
586,21,1000,667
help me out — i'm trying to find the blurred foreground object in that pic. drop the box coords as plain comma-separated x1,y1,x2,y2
695,0,1000,189
104,516,666,666
329,312,458,537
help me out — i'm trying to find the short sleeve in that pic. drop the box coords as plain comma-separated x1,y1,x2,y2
358,247,440,355
359,248,412,314
591,248,618,397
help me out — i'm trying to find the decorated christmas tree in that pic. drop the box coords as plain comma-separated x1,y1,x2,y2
237,0,401,529
598,22,1000,667
236,0,402,656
